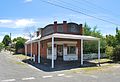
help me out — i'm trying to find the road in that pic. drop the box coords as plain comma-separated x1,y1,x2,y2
0,51,120,82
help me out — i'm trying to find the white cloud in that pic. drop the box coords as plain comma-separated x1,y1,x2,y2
0,36,3,42
0,18,37,28
0,32,9,35
24,0,32,3
0,19,13,23
15,19,35,27
11,33,29,40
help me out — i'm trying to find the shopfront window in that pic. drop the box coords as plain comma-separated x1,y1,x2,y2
48,46,52,55
67,46,76,54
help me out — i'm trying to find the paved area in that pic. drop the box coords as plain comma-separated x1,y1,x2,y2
0,51,120,82
23,57,97,72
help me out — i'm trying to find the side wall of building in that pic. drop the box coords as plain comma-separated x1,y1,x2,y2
27,44,31,55
40,40,47,59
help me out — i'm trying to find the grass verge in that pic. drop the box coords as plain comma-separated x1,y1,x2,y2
13,54,30,60
89,58,113,63
65,58,116,74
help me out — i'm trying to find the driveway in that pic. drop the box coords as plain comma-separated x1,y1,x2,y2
0,51,120,82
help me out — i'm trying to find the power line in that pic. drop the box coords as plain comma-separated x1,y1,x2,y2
68,0,98,12
78,0,120,17
54,0,95,14
54,0,117,23
40,0,120,26
68,0,119,22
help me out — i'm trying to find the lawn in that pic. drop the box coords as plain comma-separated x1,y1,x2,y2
65,58,116,74
89,58,113,63
13,54,30,60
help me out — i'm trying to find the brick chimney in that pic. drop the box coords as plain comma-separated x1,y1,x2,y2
36,31,39,37
63,21,67,33
54,21,57,33
41,28,43,37
79,24,83,35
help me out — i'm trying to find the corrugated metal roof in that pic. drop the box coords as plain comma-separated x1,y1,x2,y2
25,35,41,44
25,33,99,44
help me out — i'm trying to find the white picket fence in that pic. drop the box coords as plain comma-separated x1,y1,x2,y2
83,53,106,60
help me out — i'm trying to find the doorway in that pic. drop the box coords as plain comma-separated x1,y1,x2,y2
57,45,63,61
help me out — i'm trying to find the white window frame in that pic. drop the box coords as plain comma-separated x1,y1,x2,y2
67,44,76,55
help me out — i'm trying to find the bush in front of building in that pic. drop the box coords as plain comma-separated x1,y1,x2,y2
105,45,120,61
5,46,11,51
112,45,120,61
13,37,26,54
15,40,25,54
105,46,114,59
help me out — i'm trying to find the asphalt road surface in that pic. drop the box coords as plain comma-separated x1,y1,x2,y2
0,51,120,82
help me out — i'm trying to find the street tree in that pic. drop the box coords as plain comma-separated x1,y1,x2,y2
106,35,117,47
2,35,11,46
13,37,26,43
13,37,26,53
83,23,106,53
116,27,120,45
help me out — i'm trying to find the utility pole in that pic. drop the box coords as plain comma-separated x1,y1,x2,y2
30,34,33,60
10,33,11,54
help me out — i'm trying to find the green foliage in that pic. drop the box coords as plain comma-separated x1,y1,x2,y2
105,28,120,61
14,37,26,53
83,23,92,35
15,41,24,50
100,38,106,53
105,46,114,59
5,46,11,51
0,43,4,51
106,35,117,47
112,45,120,61
2,35,11,46
116,28,120,45
106,45,120,61
83,41,98,54
83,23,105,54
13,37,26,43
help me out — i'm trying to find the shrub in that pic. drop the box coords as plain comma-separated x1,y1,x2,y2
112,45,120,61
105,46,114,59
0,43,4,52
15,40,24,53
5,46,10,51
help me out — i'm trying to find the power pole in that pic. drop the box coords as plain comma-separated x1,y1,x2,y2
30,34,33,60
10,33,11,54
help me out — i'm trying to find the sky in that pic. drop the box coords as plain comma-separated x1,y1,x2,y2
0,0,120,42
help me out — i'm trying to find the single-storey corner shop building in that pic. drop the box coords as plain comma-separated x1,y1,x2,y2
25,21,100,68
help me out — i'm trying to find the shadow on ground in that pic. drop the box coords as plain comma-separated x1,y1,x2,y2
22,59,100,72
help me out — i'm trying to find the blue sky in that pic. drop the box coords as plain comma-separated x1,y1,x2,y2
0,0,120,42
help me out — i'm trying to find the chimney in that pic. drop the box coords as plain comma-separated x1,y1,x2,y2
63,21,67,33
79,24,83,35
41,28,43,37
36,31,39,37
37,28,42,35
54,21,57,33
